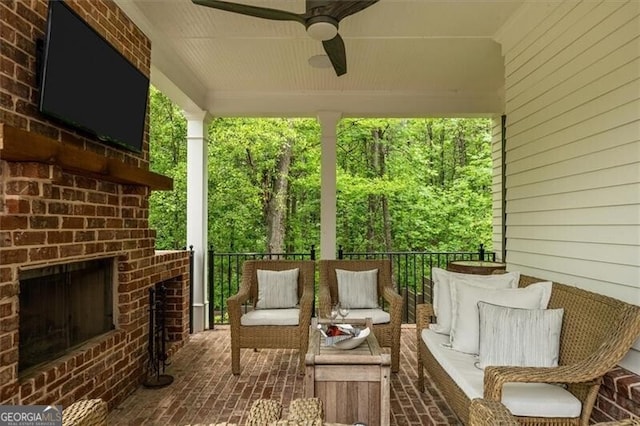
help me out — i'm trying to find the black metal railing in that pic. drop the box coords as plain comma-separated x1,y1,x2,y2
338,245,495,322
207,245,493,326
207,247,316,327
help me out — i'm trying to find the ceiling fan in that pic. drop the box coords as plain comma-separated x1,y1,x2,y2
191,0,380,76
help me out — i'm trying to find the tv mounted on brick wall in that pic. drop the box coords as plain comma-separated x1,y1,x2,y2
38,0,149,153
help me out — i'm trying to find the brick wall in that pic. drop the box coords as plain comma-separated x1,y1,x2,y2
0,0,190,410
0,0,151,166
163,274,191,344
592,367,640,423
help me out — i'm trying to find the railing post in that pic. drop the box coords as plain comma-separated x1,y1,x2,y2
309,245,316,317
188,245,194,334
478,244,485,261
338,245,343,259
207,246,214,329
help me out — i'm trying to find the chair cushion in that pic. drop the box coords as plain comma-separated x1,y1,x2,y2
449,280,552,354
422,329,582,418
478,302,564,369
342,308,390,324
336,269,379,308
431,268,520,335
241,308,300,326
256,268,299,309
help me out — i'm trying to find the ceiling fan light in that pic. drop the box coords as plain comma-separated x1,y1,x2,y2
308,54,332,69
307,21,338,41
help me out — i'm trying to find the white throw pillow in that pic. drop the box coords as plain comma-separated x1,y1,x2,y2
430,268,520,335
449,280,552,354
336,269,379,309
478,302,564,369
255,268,299,309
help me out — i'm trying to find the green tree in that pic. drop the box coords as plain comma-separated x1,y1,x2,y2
148,87,188,249
207,118,320,253
335,118,492,253
147,94,494,256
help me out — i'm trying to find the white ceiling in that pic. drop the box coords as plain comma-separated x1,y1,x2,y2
114,0,526,117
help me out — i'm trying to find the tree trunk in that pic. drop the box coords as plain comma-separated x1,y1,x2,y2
425,120,436,186
286,192,296,253
367,195,377,252
371,126,393,252
367,129,381,251
438,124,446,188
455,124,467,168
379,140,392,252
266,134,293,253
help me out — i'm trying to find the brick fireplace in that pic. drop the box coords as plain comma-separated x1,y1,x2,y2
0,0,190,409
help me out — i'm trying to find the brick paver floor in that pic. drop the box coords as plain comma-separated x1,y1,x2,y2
107,325,460,425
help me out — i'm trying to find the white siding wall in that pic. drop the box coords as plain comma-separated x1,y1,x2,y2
495,0,640,373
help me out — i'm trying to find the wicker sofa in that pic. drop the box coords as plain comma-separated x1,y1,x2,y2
416,274,640,425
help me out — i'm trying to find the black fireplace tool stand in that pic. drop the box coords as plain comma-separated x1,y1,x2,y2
143,285,174,388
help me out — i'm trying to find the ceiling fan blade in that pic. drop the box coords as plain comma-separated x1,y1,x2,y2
192,0,305,24
322,0,380,21
322,34,347,76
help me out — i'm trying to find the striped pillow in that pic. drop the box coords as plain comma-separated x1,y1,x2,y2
336,269,379,309
477,302,564,369
255,268,299,309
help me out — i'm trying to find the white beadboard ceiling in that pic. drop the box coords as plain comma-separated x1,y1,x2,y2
114,0,526,117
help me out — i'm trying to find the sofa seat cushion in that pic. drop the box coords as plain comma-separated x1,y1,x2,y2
342,308,390,324
422,329,582,418
241,308,300,326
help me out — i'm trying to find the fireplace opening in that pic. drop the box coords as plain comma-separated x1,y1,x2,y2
19,258,115,373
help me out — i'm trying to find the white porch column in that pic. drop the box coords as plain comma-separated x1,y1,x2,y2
185,111,210,332
317,111,342,260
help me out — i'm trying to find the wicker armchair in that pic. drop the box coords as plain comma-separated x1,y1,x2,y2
228,260,316,375
318,259,403,372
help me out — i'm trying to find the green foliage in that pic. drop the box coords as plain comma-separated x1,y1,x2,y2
148,87,188,249
207,117,320,253
335,118,493,253
147,92,494,255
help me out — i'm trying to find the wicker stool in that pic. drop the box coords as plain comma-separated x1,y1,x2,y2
244,398,324,425
184,424,238,426
62,399,107,426
287,398,323,423
246,399,283,425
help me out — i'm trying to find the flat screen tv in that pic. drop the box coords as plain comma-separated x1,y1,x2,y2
39,0,149,153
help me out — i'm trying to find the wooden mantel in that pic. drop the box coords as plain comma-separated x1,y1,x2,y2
0,124,172,190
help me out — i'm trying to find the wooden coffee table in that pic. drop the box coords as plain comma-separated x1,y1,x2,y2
305,318,391,426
